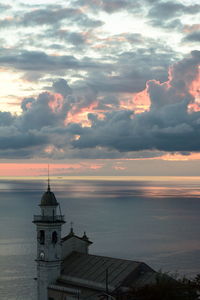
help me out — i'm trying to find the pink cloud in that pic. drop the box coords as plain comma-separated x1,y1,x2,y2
183,24,200,33
48,93,64,113
0,162,104,177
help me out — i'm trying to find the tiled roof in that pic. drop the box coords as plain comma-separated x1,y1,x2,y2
61,252,156,290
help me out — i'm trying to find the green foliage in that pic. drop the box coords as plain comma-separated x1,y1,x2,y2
193,274,200,287
128,272,200,300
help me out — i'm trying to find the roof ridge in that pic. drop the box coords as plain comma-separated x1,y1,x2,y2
66,251,143,264
62,234,92,244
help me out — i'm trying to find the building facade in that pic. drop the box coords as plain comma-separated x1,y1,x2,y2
33,184,157,300
33,182,65,300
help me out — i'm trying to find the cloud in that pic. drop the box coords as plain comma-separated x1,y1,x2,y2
56,30,87,45
0,51,199,159
0,5,103,29
0,92,67,156
183,31,200,43
0,50,111,81
74,0,141,13
82,46,175,94
0,125,47,151
148,2,200,20
0,1,178,87
147,1,200,29
52,79,72,98
71,51,200,153
0,50,78,71
184,24,200,33
0,0,199,164
0,112,15,126
0,81,97,158
149,18,183,30
29,30,175,88
21,7,73,26
41,28,94,49
0,3,11,11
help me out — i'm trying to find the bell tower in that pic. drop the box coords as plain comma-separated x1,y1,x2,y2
33,181,65,300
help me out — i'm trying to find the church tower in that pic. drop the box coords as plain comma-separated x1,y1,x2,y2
33,181,65,300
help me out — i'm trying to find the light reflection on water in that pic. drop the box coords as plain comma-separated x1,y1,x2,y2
0,177,200,300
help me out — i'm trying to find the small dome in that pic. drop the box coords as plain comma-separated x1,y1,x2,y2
40,185,58,206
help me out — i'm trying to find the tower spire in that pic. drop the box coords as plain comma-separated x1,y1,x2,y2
33,173,65,300
47,164,50,191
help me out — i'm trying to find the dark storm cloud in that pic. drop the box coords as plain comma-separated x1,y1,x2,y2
0,112,15,126
2,31,175,89
71,103,200,153
183,31,200,43
0,6,103,29
0,130,47,150
19,92,68,130
147,1,200,30
21,7,79,26
0,91,67,155
83,47,175,93
0,79,96,157
71,51,200,153
52,79,72,98
0,124,48,151
149,18,183,30
170,50,199,88
0,50,111,80
0,51,79,71
0,51,199,158
44,28,89,47
20,98,35,112
0,81,98,157
21,6,103,27
148,2,200,20
0,148,36,159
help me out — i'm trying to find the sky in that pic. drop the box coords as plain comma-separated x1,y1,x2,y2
0,0,199,177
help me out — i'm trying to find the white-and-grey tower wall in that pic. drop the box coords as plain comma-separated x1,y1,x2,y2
33,183,65,300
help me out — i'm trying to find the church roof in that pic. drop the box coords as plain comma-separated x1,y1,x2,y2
60,252,156,291
40,184,58,206
62,231,93,245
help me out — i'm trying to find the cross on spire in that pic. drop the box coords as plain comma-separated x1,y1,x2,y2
47,164,50,191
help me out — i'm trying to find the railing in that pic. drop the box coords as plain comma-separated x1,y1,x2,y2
33,215,65,222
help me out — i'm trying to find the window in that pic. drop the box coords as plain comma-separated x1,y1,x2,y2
52,231,58,244
37,230,45,245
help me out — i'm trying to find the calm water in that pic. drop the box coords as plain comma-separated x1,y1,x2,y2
0,176,200,300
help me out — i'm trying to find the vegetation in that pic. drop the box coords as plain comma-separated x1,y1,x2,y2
127,273,200,300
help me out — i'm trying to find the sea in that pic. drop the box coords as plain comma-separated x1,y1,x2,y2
0,176,200,300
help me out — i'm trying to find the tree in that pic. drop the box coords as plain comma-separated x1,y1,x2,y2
127,272,200,300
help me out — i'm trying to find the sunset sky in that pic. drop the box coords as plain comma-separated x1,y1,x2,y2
0,0,199,177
